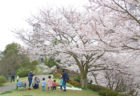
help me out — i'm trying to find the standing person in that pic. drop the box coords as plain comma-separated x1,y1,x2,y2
59,77,63,91
28,71,34,90
41,78,46,91
11,71,16,82
16,75,19,82
52,80,57,90
47,76,53,91
62,69,69,91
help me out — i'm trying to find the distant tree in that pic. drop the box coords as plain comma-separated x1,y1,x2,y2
0,43,30,75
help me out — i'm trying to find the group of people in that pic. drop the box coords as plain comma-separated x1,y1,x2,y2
39,76,57,91
27,69,69,91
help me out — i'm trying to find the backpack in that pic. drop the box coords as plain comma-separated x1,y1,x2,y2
65,73,69,80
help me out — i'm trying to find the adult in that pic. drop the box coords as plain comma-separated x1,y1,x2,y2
62,69,69,91
11,71,16,82
32,77,40,89
28,71,34,90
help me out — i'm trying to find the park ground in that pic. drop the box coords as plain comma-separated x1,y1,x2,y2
0,77,99,96
0,89,99,96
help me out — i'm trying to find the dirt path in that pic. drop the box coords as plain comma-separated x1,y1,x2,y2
0,83,16,93
0,75,50,93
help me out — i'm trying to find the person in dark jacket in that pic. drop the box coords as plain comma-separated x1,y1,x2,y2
62,69,69,91
28,71,34,90
11,71,16,82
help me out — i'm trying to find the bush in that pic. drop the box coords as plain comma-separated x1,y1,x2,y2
88,84,109,92
107,91,118,96
99,90,107,96
53,73,62,79
74,74,81,83
68,79,81,88
17,70,29,77
117,94,129,96
0,76,7,85
99,90,118,96
88,84,94,89
44,57,60,68
31,60,38,66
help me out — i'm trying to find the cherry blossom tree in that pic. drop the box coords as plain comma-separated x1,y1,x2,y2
88,0,140,51
15,0,140,89
16,8,117,88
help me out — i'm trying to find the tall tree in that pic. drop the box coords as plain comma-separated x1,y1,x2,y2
16,8,113,88
0,43,29,75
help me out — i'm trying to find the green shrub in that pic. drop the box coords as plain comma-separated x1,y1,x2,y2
44,57,60,68
68,79,81,88
88,84,94,89
17,70,29,77
99,90,118,96
107,91,118,96
117,94,129,96
0,76,7,85
53,73,61,78
88,84,109,92
99,90,107,96
74,74,81,83
31,60,38,66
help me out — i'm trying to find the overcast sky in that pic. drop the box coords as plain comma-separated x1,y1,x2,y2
0,0,88,51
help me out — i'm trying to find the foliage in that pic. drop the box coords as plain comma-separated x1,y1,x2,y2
53,70,81,88
17,70,29,77
0,76,7,85
0,43,30,75
117,94,129,96
44,57,61,68
17,60,38,77
68,79,81,88
99,90,107,96
53,72,62,79
99,90,118,96
73,74,81,83
88,84,109,92
88,84,130,96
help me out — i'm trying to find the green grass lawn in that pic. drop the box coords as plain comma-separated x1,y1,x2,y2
0,88,99,96
3,77,28,86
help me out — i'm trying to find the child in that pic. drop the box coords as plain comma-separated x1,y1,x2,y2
47,76,53,91
52,80,57,90
59,78,63,91
41,78,46,91
16,75,19,82
16,80,26,89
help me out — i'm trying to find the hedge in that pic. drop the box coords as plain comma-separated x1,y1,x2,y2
0,76,7,86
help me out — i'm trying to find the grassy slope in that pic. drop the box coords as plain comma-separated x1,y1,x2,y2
0,88,99,96
0,77,99,96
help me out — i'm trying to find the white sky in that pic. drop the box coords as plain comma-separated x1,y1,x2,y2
0,0,88,51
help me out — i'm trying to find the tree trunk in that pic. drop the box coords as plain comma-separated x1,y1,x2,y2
81,72,88,88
